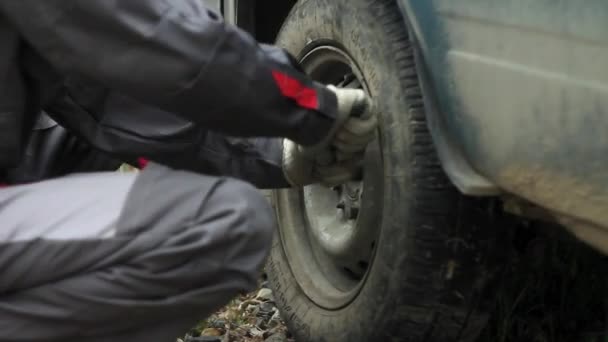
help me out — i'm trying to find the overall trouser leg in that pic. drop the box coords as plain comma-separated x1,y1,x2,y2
0,163,275,342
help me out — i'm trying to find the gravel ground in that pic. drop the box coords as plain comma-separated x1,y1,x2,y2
179,275,293,342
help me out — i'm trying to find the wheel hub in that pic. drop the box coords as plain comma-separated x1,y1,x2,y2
336,182,362,221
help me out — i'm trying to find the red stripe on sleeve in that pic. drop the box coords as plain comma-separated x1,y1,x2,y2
271,70,319,110
137,158,149,169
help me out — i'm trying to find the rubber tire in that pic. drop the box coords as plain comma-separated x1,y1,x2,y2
267,0,501,341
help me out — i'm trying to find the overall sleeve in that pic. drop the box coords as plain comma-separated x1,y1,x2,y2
4,116,123,184
0,0,338,146
44,88,290,189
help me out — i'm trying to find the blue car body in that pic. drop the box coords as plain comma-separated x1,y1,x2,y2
400,0,608,236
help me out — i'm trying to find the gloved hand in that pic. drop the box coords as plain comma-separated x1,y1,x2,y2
282,139,360,187
282,86,377,187
327,86,378,161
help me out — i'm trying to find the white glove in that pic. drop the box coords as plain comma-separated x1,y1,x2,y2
282,139,359,187
282,86,377,187
328,86,378,161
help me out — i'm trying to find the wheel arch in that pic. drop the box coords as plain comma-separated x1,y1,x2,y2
395,0,501,196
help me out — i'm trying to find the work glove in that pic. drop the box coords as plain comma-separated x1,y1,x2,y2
282,139,361,187
327,85,378,162
282,87,378,187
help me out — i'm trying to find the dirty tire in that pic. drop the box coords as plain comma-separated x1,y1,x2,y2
268,0,502,341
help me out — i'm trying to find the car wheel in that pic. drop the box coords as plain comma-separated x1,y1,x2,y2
268,0,502,341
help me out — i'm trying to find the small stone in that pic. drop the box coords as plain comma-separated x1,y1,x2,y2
201,328,223,337
256,288,274,301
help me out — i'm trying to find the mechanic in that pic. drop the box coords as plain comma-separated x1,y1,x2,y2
0,1,377,342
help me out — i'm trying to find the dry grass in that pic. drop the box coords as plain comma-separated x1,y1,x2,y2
184,279,292,342
479,221,607,342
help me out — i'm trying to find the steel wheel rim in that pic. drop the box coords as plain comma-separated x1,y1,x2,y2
275,44,384,309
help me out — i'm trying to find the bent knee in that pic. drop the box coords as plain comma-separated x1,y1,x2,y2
205,179,274,248
212,179,275,246
116,167,275,295
197,179,276,288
